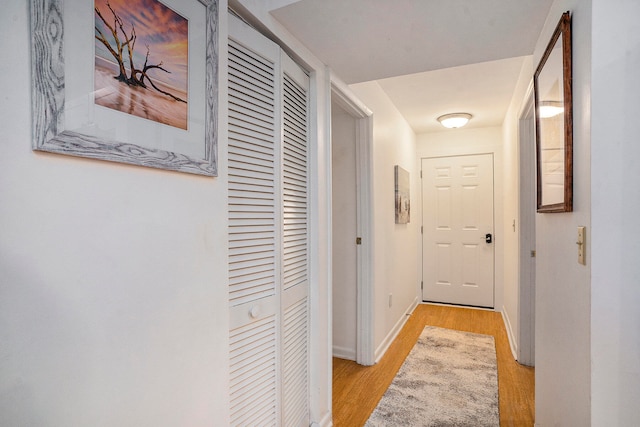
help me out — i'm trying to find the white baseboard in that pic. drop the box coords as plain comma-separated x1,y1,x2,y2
312,409,333,427
374,297,419,363
332,345,356,361
501,306,519,361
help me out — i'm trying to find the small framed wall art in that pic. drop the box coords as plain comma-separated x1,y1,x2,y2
394,165,410,224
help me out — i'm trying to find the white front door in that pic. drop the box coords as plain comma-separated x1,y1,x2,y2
421,154,495,308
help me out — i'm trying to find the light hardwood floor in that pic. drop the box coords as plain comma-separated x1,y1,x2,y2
332,303,535,426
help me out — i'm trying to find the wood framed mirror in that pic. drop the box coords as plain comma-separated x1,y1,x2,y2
534,11,573,213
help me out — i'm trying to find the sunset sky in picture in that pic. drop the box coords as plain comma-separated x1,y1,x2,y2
95,0,188,92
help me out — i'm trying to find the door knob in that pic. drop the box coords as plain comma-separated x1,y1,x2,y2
249,305,261,319
485,233,493,244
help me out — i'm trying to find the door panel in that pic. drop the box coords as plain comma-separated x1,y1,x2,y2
280,53,310,427
228,15,310,427
422,154,494,308
228,18,280,425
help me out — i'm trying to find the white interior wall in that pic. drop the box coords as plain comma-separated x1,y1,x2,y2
330,100,357,360
349,81,420,361
416,126,505,312
0,1,231,425
501,56,534,359
590,0,640,423
532,0,592,425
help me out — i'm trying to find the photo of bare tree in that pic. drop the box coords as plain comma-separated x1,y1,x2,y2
94,0,189,130
395,165,410,224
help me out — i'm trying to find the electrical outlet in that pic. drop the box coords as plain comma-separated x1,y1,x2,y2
388,294,393,308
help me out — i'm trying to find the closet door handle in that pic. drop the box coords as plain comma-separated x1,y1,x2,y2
249,305,261,319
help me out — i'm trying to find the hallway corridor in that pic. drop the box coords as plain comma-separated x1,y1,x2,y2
332,304,535,426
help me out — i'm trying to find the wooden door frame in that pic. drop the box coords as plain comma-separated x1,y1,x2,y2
330,77,375,366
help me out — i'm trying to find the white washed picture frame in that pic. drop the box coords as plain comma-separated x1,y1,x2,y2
30,0,218,176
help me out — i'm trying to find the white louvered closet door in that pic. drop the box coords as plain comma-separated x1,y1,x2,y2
280,53,310,427
228,14,310,427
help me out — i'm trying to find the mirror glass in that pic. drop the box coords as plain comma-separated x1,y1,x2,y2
537,35,565,207
534,11,572,213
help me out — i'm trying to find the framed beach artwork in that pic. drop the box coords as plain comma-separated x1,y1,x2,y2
30,0,219,176
394,165,410,224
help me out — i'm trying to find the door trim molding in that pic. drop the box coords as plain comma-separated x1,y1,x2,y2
517,82,536,366
330,76,375,366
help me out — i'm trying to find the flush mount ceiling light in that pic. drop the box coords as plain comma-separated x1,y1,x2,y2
437,113,472,129
538,100,564,118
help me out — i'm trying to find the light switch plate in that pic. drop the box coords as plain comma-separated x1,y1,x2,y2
577,226,586,265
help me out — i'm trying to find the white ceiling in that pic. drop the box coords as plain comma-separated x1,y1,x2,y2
268,0,554,133
373,56,527,134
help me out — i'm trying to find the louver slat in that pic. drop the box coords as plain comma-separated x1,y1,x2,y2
282,72,308,296
230,315,277,426
281,65,310,426
228,37,277,306
283,297,309,427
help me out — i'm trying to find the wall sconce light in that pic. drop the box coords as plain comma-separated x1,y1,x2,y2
437,113,472,129
538,100,564,118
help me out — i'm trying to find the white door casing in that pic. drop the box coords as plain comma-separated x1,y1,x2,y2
330,100,358,361
518,84,536,366
330,79,375,366
422,154,495,308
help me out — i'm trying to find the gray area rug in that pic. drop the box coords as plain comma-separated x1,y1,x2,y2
365,326,499,427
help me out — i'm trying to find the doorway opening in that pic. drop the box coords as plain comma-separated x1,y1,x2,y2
330,80,375,366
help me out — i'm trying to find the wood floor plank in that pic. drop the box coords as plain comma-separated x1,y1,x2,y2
332,303,535,426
